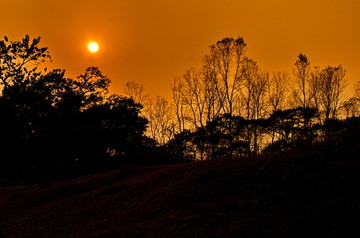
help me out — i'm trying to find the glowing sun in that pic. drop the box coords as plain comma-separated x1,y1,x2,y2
88,42,99,53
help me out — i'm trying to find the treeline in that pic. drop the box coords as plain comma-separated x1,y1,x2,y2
125,37,360,160
1,35,360,183
164,108,360,161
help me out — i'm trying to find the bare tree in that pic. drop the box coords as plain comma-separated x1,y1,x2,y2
342,80,360,117
342,97,360,118
239,58,269,154
180,68,207,129
202,66,225,124
355,80,360,98
171,76,187,134
144,96,174,145
341,80,360,118
123,81,176,144
252,72,269,120
123,81,148,105
268,71,289,112
203,37,246,116
315,65,346,119
268,71,289,143
292,54,316,108
171,67,224,131
170,37,248,133
240,58,268,120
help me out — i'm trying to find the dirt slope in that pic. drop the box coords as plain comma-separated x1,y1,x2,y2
1,151,360,237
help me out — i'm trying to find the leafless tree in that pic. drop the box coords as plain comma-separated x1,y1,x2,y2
268,71,289,112
341,80,360,118
170,37,248,133
144,96,174,145
239,58,268,120
355,80,360,98
123,80,148,105
342,97,360,118
201,66,225,124
123,81,176,144
202,37,246,116
239,58,269,153
342,80,360,118
315,65,346,119
179,68,208,129
292,54,316,108
171,67,225,131
268,71,289,143
171,76,187,134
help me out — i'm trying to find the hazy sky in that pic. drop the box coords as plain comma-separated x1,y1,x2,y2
1,0,360,97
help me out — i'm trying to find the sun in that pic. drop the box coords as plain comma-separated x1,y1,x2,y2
88,42,99,53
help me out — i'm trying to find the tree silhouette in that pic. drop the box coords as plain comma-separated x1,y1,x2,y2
266,107,319,152
0,36,153,183
314,65,346,120
1,35,359,183
0,35,51,88
166,37,357,159
75,66,111,109
0,69,76,181
292,54,315,108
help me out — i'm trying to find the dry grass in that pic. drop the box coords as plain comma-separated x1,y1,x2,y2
1,151,360,237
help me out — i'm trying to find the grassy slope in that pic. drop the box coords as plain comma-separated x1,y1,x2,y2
1,150,360,238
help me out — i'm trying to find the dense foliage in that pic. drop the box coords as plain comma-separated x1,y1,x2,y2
0,36,171,184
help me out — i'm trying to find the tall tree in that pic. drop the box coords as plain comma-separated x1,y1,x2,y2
203,37,246,116
144,96,174,145
315,65,346,120
239,58,269,153
171,76,187,133
268,71,289,112
171,37,247,131
176,68,209,129
292,54,316,108
268,71,289,143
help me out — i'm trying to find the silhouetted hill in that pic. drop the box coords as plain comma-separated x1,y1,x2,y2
1,149,360,237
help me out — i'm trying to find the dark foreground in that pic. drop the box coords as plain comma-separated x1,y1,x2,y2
1,150,360,237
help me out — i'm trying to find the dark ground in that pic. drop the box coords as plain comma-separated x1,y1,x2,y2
1,149,360,237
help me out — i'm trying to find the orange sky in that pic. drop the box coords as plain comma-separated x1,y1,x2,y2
1,0,360,98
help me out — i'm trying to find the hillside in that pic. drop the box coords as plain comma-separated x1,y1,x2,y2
1,150,360,237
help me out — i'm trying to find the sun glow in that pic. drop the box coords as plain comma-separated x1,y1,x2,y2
88,42,99,53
